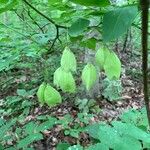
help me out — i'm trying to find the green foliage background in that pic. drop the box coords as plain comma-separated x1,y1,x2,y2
0,0,149,149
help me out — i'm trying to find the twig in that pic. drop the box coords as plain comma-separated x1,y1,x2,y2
14,11,37,33
14,10,25,21
49,26,60,51
41,23,50,29
27,9,44,33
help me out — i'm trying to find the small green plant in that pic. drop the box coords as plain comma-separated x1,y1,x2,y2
57,113,94,139
75,98,101,114
53,47,77,93
0,115,57,149
102,78,122,101
1,88,35,117
120,107,148,129
16,116,57,149
0,118,16,148
57,114,83,138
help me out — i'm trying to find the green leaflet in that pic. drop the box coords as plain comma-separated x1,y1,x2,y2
95,48,121,80
112,121,150,144
17,133,43,149
44,84,62,107
70,0,110,7
0,0,18,14
67,145,83,150
95,47,110,69
87,143,109,150
81,63,97,91
104,51,121,80
103,6,138,42
87,122,142,150
69,18,90,37
36,82,46,105
61,47,77,72
57,142,71,150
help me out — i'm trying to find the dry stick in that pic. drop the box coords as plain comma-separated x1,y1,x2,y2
140,0,150,127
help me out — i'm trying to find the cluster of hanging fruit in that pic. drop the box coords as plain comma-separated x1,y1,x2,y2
53,47,76,93
82,46,121,91
36,46,121,107
37,47,77,106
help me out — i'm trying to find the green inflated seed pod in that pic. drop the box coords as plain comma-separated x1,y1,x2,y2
44,84,62,107
81,63,97,91
36,82,46,105
53,67,63,87
104,51,121,80
53,67,76,93
95,47,110,70
61,47,77,72
59,70,76,93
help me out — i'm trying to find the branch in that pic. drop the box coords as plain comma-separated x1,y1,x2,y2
14,10,25,21
22,0,67,50
22,0,67,29
27,9,44,33
49,25,60,51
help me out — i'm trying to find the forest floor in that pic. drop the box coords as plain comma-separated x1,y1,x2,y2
31,49,144,149
0,47,145,150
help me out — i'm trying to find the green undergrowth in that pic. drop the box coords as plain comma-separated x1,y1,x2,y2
66,108,150,150
0,99,150,150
